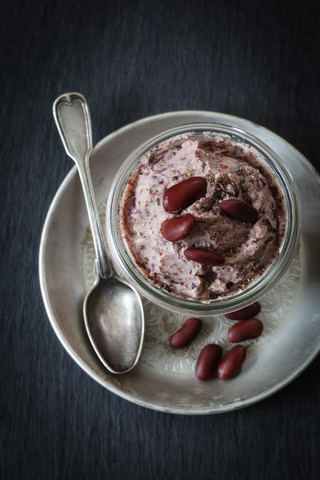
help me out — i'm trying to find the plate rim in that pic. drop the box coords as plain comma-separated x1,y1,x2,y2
39,109,320,414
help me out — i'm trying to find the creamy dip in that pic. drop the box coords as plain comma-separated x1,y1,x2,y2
120,133,286,301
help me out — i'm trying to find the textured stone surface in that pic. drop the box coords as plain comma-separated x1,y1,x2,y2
1,0,320,479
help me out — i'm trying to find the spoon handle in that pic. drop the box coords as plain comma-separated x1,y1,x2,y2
53,92,112,279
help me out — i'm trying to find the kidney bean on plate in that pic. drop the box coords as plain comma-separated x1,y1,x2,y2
225,302,261,320
227,318,263,343
169,317,202,348
217,345,246,379
195,344,223,381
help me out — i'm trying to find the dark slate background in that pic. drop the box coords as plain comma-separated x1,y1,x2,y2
1,0,320,479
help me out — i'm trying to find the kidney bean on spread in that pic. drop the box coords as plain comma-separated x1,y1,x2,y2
220,198,259,223
160,214,195,241
163,177,207,214
184,247,224,266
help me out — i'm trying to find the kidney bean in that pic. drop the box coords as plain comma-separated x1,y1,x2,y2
225,302,261,320
160,214,195,241
217,345,246,379
169,317,202,348
227,318,263,343
163,177,207,213
220,199,259,223
184,247,224,266
195,344,223,381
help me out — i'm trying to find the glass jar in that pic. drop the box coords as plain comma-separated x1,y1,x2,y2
106,123,301,316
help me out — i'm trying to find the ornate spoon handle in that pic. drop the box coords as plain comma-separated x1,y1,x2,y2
53,92,112,279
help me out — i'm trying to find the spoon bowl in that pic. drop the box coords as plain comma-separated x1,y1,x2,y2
53,92,144,374
84,277,144,373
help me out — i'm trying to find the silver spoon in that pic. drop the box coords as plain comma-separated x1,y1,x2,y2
53,92,144,374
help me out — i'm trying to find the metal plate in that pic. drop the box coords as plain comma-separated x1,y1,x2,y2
39,111,320,414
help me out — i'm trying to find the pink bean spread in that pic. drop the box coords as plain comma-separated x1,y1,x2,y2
120,133,286,301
